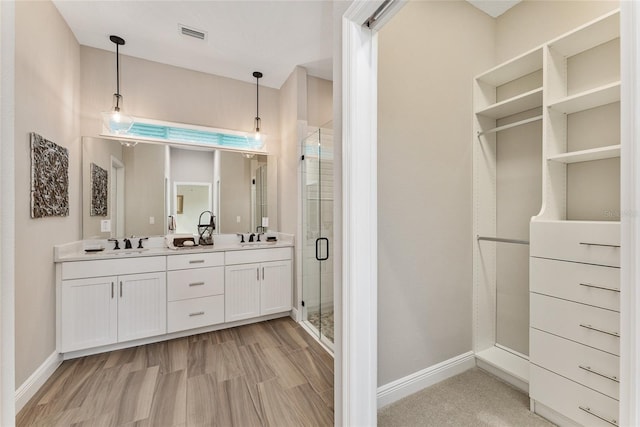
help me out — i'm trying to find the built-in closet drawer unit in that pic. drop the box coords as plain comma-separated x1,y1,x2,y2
530,257,620,312
530,328,619,400
531,365,619,427
167,252,225,333
530,293,619,356
530,221,620,267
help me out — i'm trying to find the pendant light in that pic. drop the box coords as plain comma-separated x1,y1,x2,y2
253,71,263,141
102,35,133,134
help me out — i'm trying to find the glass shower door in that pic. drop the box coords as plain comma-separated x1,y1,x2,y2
301,126,334,348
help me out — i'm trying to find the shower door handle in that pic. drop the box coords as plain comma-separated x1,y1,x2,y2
316,237,329,261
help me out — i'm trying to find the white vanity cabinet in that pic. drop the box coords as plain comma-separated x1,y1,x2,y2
58,257,167,353
225,248,292,322
167,252,225,333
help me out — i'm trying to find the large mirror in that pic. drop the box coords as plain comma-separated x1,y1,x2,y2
82,137,277,239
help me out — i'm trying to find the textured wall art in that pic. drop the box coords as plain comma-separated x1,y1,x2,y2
30,132,69,218
90,163,108,216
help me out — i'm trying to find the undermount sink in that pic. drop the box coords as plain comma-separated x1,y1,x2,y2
239,241,277,247
104,248,149,255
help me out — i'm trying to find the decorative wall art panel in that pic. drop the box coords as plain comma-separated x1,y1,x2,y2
90,163,108,216
30,132,69,218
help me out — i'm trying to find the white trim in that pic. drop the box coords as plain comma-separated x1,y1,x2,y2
341,1,405,425
531,400,581,427
0,0,15,424
15,352,62,413
377,351,475,409
290,306,299,322
620,2,640,426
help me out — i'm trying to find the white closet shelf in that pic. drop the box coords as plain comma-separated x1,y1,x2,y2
476,88,543,119
547,145,620,164
476,47,543,87
477,115,542,137
547,9,619,57
548,81,620,114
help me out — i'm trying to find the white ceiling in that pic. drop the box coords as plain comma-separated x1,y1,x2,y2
52,0,334,89
53,1,521,89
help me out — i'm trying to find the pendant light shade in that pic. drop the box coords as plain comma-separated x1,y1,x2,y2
253,71,263,141
102,35,133,134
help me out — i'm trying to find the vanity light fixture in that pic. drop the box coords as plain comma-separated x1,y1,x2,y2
102,35,134,135
253,71,263,141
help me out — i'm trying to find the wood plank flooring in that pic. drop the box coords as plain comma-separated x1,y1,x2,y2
17,317,334,427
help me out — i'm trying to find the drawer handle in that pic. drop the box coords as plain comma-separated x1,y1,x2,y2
579,282,620,293
189,282,205,287
579,242,620,248
189,260,205,264
189,311,205,317
578,365,619,383
578,406,618,426
579,323,620,338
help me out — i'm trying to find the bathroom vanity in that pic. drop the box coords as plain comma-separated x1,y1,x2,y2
54,234,293,358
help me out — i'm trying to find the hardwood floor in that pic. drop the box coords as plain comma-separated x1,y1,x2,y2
17,317,334,426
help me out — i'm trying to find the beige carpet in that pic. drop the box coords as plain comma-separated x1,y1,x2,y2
378,368,555,427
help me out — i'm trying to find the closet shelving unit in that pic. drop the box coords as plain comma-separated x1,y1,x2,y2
529,9,621,426
474,13,622,422
473,45,544,389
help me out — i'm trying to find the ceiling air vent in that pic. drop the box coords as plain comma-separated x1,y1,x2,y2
179,24,207,41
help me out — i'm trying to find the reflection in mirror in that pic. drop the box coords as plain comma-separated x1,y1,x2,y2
82,137,167,238
83,137,277,239
174,182,211,235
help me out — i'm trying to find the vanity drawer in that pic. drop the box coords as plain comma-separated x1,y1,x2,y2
530,221,620,267
531,257,620,312
167,267,224,302
167,252,224,271
531,365,619,427
167,295,224,333
530,328,619,400
225,247,292,265
531,293,619,355
62,256,166,280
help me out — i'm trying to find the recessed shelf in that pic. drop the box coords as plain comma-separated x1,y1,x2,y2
476,47,543,87
547,144,620,163
548,81,620,114
476,88,543,119
478,115,542,137
548,9,619,57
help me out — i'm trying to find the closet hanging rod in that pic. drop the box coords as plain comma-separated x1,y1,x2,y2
477,115,543,138
477,236,529,245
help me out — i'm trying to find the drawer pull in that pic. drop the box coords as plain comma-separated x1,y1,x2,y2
189,282,205,287
579,323,620,338
578,406,618,426
579,242,620,248
189,311,205,317
578,365,619,383
579,282,620,293
189,260,205,264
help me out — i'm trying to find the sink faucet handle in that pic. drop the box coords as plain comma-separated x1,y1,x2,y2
107,238,120,250
257,233,265,242
137,237,149,249
236,233,245,243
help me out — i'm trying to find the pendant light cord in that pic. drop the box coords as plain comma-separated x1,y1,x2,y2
255,74,259,120
115,42,120,109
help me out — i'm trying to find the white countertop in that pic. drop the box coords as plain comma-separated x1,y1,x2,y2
55,233,294,262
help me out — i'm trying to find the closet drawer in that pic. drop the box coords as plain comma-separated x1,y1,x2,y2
530,329,619,400
167,295,224,333
531,257,620,312
530,221,620,267
167,252,224,271
167,267,224,302
531,365,619,427
531,293,619,355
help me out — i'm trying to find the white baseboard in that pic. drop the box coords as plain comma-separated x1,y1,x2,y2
290,307,299,322
376,351,475,409
15,351,62,413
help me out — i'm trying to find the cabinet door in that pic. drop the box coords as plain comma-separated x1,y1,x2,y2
117,272,167,342
60,276,118,352
225,263,261,322
260,260,292,315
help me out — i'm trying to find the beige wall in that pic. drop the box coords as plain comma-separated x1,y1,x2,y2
496,0,618,62
307,76,333,127
377,0,495,385
14,0,81,386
